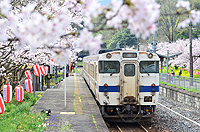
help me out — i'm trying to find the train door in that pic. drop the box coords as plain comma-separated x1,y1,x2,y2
121,61,138,103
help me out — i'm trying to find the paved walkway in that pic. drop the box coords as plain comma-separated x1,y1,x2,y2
32,73,109,132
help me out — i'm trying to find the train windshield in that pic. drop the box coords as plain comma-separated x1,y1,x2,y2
124,64,135,76
99,61,120,73
140,61,159,73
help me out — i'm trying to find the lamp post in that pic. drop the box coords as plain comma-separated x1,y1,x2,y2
189,22,193,86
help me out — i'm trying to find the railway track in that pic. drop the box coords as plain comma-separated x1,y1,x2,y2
158,103,200,127
107,102,200,132
108,122,148,132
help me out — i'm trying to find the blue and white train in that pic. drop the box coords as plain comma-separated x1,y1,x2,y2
82,50,159,122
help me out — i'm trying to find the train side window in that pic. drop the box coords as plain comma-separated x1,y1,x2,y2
99,61,104,73
124,64,135,76
90,64,94,78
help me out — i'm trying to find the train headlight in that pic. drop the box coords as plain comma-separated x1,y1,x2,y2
144,96,152,102
147,53,153,59
106,53,112,59
103,100,108,105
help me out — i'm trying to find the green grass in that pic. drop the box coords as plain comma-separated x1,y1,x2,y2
160,81,200,94
50,75,63,86
56,76,63,83
0,92,46,131
61,124,72,131
91,115,98,130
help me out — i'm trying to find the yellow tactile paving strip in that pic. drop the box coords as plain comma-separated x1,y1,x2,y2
74,74,83,114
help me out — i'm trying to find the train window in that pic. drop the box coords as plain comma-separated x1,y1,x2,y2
123,53,137,58
99,61,120,73
124,64,135,76
140,61,159,73
90,64,94,78
95,65,97,80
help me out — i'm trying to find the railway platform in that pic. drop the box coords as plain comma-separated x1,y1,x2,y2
32,73,109,132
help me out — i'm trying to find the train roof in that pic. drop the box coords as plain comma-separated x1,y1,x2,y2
83,50,160,61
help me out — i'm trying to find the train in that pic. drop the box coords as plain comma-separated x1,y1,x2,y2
82,50,160,122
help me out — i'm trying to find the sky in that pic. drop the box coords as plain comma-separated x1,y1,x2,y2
97,0,112,5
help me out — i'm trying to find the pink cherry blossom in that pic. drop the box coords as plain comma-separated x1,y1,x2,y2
0,0,11,15
106,0,160,39
178,19,190,28
0,19,8,41
189,10,200,26
0,0,199,67
88,3,102,18
176,0,190,11
52,49,72,64
150,39,200,70
75,28,102,54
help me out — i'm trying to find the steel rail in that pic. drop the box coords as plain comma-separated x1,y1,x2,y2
137,122,149,132
116,123,123,132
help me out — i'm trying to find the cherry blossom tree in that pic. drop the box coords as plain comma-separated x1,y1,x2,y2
0,0,160,56
0,0,198,61
148,39,200,70
0,40,54,90
148,1,200,70
176,0,200,28
0,0,199,87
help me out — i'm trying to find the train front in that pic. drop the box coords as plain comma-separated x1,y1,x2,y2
100,51,160,122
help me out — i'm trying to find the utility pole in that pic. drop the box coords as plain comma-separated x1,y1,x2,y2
172,23,174,42
137,44,140,51
124,42,127,50
189,22,193,86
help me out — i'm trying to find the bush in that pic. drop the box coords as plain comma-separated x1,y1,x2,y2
57,72,63,76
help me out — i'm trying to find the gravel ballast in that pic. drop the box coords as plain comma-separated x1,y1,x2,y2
140,96,200,132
